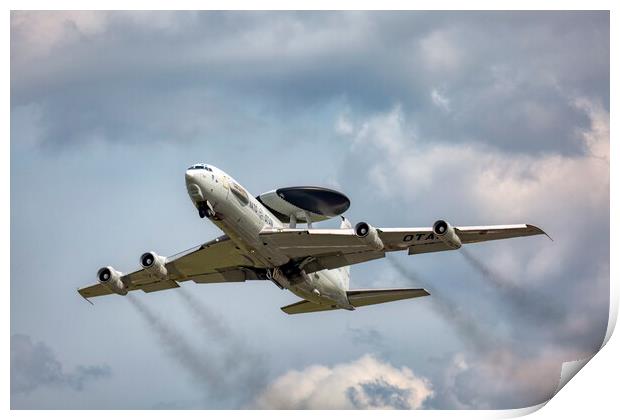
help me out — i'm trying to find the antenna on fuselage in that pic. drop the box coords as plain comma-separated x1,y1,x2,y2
288,212,312,229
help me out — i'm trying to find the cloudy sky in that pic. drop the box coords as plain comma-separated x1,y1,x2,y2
10,11,609,409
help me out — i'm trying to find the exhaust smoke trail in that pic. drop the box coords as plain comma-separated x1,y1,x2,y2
128,292,268,407
176,288,268,404
126,295,224,398
388,256,498,353
388,255,567,408
459,248,565,324
176,287,232,341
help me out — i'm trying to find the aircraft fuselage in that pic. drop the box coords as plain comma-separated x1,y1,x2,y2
184,164,353,310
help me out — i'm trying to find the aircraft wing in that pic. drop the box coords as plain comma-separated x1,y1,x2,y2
78,236,264,300
260,223,547,273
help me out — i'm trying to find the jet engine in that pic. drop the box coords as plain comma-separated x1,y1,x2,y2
355,222,384,251
140,251,168,281
432,220,462,249
97,266,127,295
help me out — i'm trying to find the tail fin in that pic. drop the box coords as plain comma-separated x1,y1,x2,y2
340,216,352,289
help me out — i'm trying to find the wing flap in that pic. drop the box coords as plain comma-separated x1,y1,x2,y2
302,250,386,273
78,283,115,299
260,228,370,258
140,280,180,293
77,279,180,300
408,242,452,255
457,224,549,243
167,240,261,280
192,268,255,283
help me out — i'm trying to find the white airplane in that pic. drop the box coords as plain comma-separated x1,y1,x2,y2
78,163,548,314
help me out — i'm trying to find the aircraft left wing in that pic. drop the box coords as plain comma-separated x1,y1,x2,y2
259,221,548,273
78,236,264,300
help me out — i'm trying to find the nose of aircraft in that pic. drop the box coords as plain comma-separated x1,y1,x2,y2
185,169,196,183
185,169,206,202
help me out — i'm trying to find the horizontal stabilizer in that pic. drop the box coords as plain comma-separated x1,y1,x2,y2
281,300,339,315
281,287,429,315
347,288,430,307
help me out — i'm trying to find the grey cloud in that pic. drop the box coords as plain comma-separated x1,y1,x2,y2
11,11,608,155
348,379,414,410
10,334,111,396
347,325,384,346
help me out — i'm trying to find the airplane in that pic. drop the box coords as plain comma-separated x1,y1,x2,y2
78,163,548,314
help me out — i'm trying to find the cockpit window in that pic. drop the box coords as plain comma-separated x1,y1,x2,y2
188,163,212,171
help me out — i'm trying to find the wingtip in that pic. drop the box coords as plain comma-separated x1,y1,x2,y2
526,224,553,242
77,288,94,305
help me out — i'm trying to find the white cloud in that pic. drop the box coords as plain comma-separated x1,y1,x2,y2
253,354,433,409
573,98,610,162
350,104,408,157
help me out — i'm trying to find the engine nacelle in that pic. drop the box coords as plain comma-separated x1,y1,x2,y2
97,266,127,295
140,251,168,281
432,220,462,249
355,222,384,251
